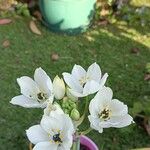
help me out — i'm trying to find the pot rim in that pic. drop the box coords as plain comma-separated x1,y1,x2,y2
39,0,95,3
80,135,99,150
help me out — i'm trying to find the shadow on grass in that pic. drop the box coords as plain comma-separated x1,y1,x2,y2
115,4,150,36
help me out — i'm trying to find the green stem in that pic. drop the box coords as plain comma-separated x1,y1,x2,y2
75,96,89,127
79,127,92,135
72,136,80,150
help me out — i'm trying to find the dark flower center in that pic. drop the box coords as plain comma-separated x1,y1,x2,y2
37,92,47,101
53,133,62,143
99,108,110,120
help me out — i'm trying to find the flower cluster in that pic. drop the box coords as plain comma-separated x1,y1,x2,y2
10,63,133,150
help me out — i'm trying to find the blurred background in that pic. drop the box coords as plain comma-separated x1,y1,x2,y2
0,0,150,149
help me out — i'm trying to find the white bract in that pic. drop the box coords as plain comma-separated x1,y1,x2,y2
88,87,133,133
26,114,75,150
10,68,54,108
53,75,65,100
63,62,108,97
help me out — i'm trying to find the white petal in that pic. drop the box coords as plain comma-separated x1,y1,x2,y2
58,144,71,150
86,62,102,82
88,115,103,133
17,76,40,98
53,75,65,100
41,116,62,133
71,64,86,81
44,103,64,117
89,97,100,117
99,120,115,128
26,125,49,145
109,114,133,128
99,73,108,87
63,73,83,92
66,87,78,101
83,80,100,95
68,88,85,97
33,142,57,150
34,68,53,96
10,95,41,108
110,99,128,116
47,113,75,135
56,114,75,134
89,87,113,117
58,146,68,150
95,86,113,107
62,133,73,150
50,104,64,117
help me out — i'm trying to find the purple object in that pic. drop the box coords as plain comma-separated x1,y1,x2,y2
80,135,99,150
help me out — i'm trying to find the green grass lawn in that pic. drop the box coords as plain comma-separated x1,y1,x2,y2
0,13,150,150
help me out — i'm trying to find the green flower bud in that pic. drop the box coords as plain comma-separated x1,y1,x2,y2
63,97,68,103
64,109,69,114
67,99,77,109
70,109,80,121
71,103,77,109
62,103,66,108
68,99,75,105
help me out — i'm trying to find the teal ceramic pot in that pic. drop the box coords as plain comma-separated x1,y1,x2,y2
39,0,96,34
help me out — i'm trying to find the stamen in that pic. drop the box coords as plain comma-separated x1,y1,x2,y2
49,129,63,145
37,92,47,101
79,76,90,87
99,108,110,121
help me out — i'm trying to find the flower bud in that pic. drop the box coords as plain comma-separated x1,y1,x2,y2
70,108,80,121
64,109,69,114
68,99,77,109
53,75,65,100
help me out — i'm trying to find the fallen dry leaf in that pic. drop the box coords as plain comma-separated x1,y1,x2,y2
131,47,140,54
33,11,42,21
134,113,150,135
0,18,12,25
144,74,150,81
144,119,150,136
51,53,59,61
97,19,109,26
29,20,41,35
2,40,10,48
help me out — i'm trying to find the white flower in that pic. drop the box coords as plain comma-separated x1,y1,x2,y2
26,114,75,150
43,102,64,117
66,87,78,101
53,75,65,100
10,68,54,108
88,87,133,133
63,62,108,97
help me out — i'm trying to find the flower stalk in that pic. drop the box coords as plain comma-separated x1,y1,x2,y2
72,135,80,150
79,127,92,135
75,96,89,127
